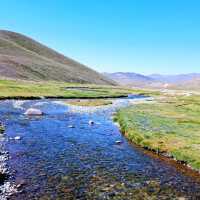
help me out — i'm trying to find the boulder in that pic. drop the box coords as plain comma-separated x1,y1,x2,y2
24,108,43,115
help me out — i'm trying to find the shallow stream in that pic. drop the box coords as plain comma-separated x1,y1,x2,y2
0,96,200,199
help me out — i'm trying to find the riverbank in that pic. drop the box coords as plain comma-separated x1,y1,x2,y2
0,79,126,99
0,79,162,100
115,94,200,172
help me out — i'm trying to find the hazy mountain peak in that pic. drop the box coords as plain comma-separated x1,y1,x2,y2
104,72,200,89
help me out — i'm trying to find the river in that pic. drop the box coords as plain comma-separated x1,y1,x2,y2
0,96,200,199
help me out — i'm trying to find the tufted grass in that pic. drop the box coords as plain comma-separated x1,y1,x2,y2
115,95,200,171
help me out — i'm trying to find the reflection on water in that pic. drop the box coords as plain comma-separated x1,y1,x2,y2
0,98,199,199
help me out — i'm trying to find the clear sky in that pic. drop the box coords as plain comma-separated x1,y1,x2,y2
0,0,200,74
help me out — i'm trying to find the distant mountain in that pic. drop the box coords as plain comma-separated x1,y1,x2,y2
0,30,115,85
149,73,200,84
104,72,200,89
103,72,155,87
169,77,200,90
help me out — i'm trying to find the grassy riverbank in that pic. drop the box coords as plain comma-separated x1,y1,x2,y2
0,79,131,99
115,94,200,171
0,79,161,99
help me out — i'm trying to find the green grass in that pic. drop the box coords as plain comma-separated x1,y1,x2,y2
0,79,135,99
0,79,160,99
115,95,200,171
65,99,113,107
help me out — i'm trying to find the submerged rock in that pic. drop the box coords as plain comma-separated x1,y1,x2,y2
24,108,43,116
0,122,5,134
115,140,122,145
0,172,8,185
89,120,95,125
14,136,21,140
68,125,75,128
16,179,26,189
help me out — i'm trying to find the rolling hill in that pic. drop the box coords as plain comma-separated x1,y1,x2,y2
0,30,115,85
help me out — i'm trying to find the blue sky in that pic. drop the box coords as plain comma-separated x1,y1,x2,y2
0,0,200,74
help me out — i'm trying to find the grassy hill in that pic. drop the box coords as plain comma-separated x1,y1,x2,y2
0,30,115,85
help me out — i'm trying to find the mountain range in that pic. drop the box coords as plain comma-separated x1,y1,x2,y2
0,30,199,89
104,72,200,89
0,30,115,85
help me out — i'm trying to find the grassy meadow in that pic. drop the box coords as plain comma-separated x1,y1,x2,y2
115,94,200,171
0,79,161,99
0,79,132,99
3,78,200,172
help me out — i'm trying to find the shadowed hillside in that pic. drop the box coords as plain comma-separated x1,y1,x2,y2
0,30,115,85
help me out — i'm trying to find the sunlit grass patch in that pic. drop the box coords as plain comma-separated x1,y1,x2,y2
115,95,200,171
0,79,161,99
0,79,131,99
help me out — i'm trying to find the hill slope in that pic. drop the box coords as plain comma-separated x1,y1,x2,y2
0,30,115,85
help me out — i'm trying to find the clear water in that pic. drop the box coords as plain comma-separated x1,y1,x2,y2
0,97,200,199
